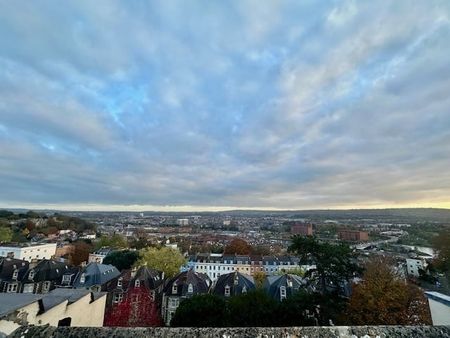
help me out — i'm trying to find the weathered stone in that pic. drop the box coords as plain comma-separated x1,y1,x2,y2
9,325,450,338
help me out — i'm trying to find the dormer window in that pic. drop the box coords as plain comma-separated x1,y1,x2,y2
62,274,72,284
172,283,178,294
135,279,141,287
80,273,86,284
242,286,247,294
224,285,230,297
280,286,287,300
29,270,35,280
187,283,193,293
12,269,19,280
117,278,123,288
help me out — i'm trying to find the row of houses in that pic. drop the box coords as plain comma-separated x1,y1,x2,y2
186,253,312,281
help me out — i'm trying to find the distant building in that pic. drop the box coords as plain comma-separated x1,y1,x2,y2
88,247,115,264
405,258,427,277
188,253,309,282
291,223,313,236
264,274,306,301
176,219,189,226
0,289,106,335
0,243,57,261
338,230,369,242
425,291,450,325
161,270,210,325
211,271,255,298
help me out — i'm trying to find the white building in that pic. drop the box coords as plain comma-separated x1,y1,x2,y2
425,291,450,325
0,289,106,335
405,258,427,277
0,243,57,261
176,218,189,226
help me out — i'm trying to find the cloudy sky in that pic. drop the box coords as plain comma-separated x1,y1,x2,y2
1,1,450,211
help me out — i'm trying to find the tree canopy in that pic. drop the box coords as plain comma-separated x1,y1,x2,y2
432,228,450,272
289,235,359,293
346,257,431,325
96,234,128,250
223,238,252,255
0,226,12,243
171,294,228,327
135,246,186,278
103,250,140,271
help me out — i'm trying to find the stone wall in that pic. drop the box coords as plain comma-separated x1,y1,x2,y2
9,325,450,338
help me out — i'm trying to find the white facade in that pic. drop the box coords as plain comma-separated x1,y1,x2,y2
176,218,189,226
405,258,427,277
425,291,450,325
0,243,57,261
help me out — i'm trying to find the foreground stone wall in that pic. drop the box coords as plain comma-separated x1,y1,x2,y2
10,325,450,338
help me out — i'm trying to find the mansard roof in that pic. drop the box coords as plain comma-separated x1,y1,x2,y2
211,271,255,297
72,262,120,288
264,274,306,300
163,270,210,297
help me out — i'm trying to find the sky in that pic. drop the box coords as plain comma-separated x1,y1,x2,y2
1,0,450,211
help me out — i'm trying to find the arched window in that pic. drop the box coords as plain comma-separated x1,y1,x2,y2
12,269,19,280
80,273,86,284
29,270,35,280
242,286,247,294
280,286,287,300
172,283,178,294
224,285,230,297
135,279,140,287
187,283,193,293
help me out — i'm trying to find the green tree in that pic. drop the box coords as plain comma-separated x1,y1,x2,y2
135,247,186,278
103,250,140,271
96,234,128,250
227,290,278,327
171,294,228,327
289,236,359,293
432,229,450,272
0,227,12,243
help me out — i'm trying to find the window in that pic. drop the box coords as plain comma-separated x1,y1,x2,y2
187,283,193,293
12,269,18,280
42,281,51,293
172,284,178,294
242,286,247,294
150,290,155,301
29,270,35,280
62,274,72,284
23,283,34,293
170,298,179,307
131,294,139,303
224,285,230,297
135,279,141,287
113,293,123,303
80,273,86,284
7,283,18,293
280,286,286,300
117,278,123,288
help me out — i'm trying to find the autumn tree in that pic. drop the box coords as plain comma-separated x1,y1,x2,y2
253,271,267,288
135,247,186,278
71,241,93,266
289,235,359,293
347,257,431,325
224,238,252,255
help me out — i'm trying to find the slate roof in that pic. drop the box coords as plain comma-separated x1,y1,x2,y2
0,257,29,281
131,266,164,290
72,262,120,288
264,274,306,300
0,293,43,317
23,259,72,283
163,270,210,297
211,271,255,297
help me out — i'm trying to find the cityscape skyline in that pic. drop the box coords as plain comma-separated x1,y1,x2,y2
1,1,450,210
